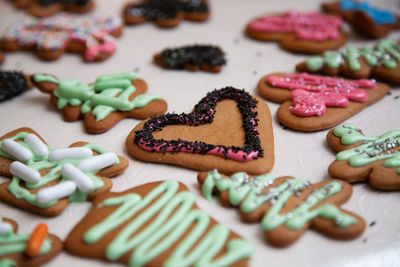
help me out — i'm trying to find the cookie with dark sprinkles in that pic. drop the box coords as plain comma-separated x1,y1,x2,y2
154,45,226,72
12,0,95,17
123,0,209,28
126,87,274,175
0,71,31,101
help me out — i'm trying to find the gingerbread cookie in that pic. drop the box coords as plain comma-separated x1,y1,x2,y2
65,180,253,266
257,72,390,132
245,11,347,54
322,0,400,39
327,124,400,191
32,71,167,134
154,45,226,73
0,127,128,216
0,71,32,102
0,13,122,62
126,87,274,175
123,0,209,28
0,217,62,267
296,39,400,84
198,170,366,247
12,0,95,17
0,52,4,64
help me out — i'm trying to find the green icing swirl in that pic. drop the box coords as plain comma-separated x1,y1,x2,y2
202,170,357,231
0,132,119,207
306,38,400,71
83,180,253,266
333,124,400,174
33,72,163,121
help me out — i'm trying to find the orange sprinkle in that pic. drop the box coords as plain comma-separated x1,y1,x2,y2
26,223,48,257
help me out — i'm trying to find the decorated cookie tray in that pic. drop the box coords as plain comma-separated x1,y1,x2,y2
0,0,399,266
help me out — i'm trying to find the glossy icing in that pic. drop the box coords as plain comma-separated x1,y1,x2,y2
340,0,396,24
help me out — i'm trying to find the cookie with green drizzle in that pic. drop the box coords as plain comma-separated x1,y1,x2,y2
198,170,366,247
296,39,400,83
0,127,129,216
327,123,400,190
0,217,62,267
32,71,168,134
65,180,253,267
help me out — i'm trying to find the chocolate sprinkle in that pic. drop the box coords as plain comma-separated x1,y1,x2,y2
125,0,208,20
160,45,226,69
0,71,28,101
37,0,90,7
134,87,264,160
369,221,376,227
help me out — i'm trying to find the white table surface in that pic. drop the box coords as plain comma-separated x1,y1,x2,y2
0,0,399,266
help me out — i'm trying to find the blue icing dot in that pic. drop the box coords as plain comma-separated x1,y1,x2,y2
340,0,396,25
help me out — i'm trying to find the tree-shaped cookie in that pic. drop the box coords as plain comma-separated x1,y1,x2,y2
126,87,274,175
327,124,400,191
65,180,253,266
296,39,400,84
0,217,62,267
0,127,128,216
123,0,209,28
257,72,389,131
32,71,167,134
198,170,366,247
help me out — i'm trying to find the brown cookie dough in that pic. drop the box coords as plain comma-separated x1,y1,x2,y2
257,72,390,132
65,180,253,266
198,170,366,247
126,87,274,175
32,72,167,134
245,11,347,54
0,127,128,216
327,124,400,191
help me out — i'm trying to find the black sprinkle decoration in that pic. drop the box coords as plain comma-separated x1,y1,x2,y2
160,45,226,69
0,71,28,101
125,0,208,20
134,87,264,161
37,0,90,7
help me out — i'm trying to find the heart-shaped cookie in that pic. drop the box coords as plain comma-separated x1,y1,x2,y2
126,87,274,175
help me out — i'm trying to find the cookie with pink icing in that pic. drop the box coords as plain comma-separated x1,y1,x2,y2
126,87,274,175
0,127,129,216
257,72,390,131
245,11,348,54
0,13,122,62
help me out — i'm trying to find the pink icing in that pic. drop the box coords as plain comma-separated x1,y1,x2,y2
266,73,376,116
249,11,343,41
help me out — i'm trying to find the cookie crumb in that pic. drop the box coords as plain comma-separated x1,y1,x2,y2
369,221,376,227
256,51,262,57
387,91,392,95
363,238,367,243
234,38,240,44
133,67,140,73
253,70,258,75
394,95,399,100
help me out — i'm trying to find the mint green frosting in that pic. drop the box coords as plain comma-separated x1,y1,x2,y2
0,259,16,267
83,180,253,266
306,38,400,71
333,124,400,174
0,132,119,207
0,217,51,258
33,72,163,121
202,170,357,231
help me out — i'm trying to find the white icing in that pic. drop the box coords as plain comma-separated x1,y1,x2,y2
61,163,94,193
77,152,117,172
1,139,32,162
0,222,12,235
9,161,40,183
49,147,92,161
36,181,76,204
24,134,48,157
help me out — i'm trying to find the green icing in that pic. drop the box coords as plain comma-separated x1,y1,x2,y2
0,133,118,208
333,124,400,174
0,218,51,258
83,180,253,267
0,259,16,267
33,72,163,121
202,170,357,231
306,38,400,71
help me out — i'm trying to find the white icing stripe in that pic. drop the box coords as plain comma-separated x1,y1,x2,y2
49,147,92,161
1,139,32,162
36,181,76,204
10,161,40,183
0,222,12,235
62,163,94,193
77,152,117,172
24,134,48,157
